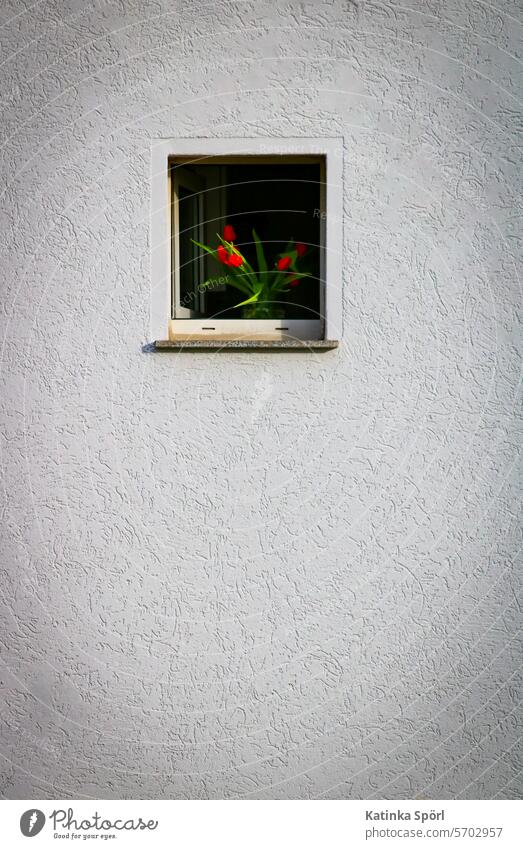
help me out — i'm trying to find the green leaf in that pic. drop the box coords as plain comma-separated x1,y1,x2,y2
191,239,217,258
216,234,258,279
214,273,252,296
192,239,253,295
232,291,261,309
198,277,221,289
226,267,259,294
271,270,309,293
252,229,268,280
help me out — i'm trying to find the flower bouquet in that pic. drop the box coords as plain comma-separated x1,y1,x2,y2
192,224,311,319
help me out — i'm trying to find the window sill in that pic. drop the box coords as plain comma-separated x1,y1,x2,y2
154,339,338,351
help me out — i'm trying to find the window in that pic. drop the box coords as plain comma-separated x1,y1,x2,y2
151,139,342,345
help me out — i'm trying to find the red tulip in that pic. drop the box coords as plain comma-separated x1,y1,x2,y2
277,255,292,271
295,242,307,257
217,245,231,264
289,277,300,287
223,224,236,242
228,253,244,267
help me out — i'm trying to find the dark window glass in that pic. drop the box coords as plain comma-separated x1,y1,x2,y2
178,186,201,309
174,161,322,320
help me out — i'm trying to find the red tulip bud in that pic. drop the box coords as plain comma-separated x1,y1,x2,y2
228,253,244,267
223,224,236,242
217,245,229,264
289,278,300,287
295,242,307,257
277,255,292,271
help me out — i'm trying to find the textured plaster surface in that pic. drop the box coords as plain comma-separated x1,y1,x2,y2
0,0,521,800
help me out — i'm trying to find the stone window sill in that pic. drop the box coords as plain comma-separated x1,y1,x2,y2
154,339,338,351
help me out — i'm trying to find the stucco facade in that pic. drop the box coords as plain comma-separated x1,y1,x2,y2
0,0,521,799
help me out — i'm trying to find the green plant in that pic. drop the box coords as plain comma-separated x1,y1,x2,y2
191,225,311,317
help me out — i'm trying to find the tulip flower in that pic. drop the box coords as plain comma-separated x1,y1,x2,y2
277,255,292,271
217,245,230,264
223,224,236,242
192,227,313,318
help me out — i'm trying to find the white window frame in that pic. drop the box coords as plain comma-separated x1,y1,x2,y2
150,138,343,342
171,166,205,317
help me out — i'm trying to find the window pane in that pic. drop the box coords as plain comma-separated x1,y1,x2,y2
221,164,320,320
172,160,323,322
178,186,201,311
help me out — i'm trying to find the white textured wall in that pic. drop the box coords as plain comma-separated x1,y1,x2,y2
0,0,521,800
